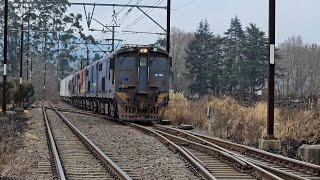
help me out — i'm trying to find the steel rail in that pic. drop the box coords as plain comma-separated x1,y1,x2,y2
50,105,281,179
155,125,308,180
42,105,66,180
181,146,207,168
154,129,250,169
235,155,308,180
156,125,320,178
48,105,132,180
130,123,216,180
153,128,282,180
188,130,320,176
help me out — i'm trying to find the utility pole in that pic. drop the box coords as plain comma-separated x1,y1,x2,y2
86,46,90,66
111,26,115,52
2,0,9,115
267,0,276,139
20,20,24,107
104,25,120,52
43,31,47,100
166,0,171,53
30,58,33,81
27,2,30,81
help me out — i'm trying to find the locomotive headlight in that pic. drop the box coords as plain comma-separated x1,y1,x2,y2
153,48,158,52
139,48,148,53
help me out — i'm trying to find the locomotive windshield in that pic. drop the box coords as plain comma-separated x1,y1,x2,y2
118,54,136,71
140,56,147,67
150,56,168,72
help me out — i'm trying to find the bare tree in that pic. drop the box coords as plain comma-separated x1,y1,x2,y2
277,36,320,98
170,27,194,92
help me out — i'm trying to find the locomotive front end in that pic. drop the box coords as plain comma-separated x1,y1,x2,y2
114,46,170,121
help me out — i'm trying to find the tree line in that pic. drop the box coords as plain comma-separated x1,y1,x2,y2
0,0,98,79
157,16,269,97
158,17,320,99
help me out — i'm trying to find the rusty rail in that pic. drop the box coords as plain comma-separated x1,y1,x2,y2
48,104,132,180
156,125,320,179
47,105,308,179
42,105,66,180
153,127,282,180
188,130,320,175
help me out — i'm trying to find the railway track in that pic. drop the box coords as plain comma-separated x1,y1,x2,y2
49,104,320,180
49,105,269,179
153,125,320,180
42,104,132,180
132,124,276,180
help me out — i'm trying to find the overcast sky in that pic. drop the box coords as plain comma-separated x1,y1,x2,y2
67,0,320,47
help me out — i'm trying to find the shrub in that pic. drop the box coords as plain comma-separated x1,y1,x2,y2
12,79,35,104
165,94,320,145
0,80,16,105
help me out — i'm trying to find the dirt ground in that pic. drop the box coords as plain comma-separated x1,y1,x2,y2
0,108,53,179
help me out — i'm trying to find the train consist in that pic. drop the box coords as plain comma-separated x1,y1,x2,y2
60,45,171,122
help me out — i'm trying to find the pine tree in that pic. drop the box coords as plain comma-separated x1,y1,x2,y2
243,23,268,93
222,16,246,94
185,19,222,97
207,35,223,95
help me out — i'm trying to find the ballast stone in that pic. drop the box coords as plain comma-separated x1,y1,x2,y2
298,144,320,165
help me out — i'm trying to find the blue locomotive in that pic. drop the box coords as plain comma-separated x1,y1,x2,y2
60,45,171,121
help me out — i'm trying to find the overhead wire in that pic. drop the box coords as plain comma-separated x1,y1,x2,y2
121,0,164,32
132,0,198,44
115,0,133,17
117,0,164,40
118,0,143,24
174,0,197,11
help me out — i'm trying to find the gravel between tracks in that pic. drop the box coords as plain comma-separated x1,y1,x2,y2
46,109,115,179
61,110,200,180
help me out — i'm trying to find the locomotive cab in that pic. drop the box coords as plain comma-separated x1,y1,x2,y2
114,46,170,121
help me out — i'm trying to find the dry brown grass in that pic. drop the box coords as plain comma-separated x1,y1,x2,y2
0,115,32,178
165,91,320,145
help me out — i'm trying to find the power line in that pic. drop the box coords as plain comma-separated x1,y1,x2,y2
118,0,143,24
115,0,133,17
174,0,197,11
121,0,162,31
121,0,164,33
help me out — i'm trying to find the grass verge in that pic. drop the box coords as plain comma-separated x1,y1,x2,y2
165,91,320,146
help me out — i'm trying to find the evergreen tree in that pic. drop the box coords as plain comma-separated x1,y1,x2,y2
222,16,246,93
185,19,222,96
207,35,223,95
243,23,268,93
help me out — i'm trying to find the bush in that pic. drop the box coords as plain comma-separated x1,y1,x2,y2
0,79,35,108
12,79,35,104
165,94,320,145
0,80,16,105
